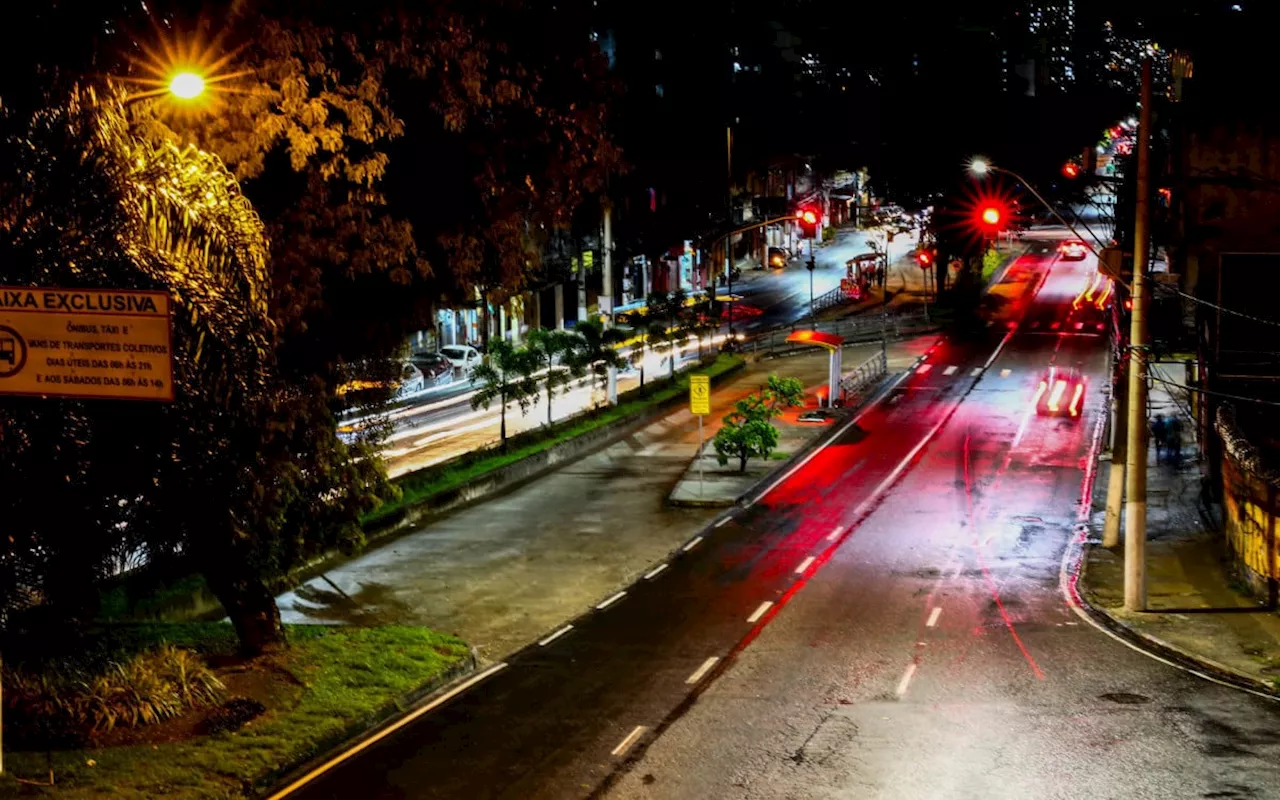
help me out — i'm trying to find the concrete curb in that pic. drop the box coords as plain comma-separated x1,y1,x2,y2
1072,548,1279,698
257,649,482,798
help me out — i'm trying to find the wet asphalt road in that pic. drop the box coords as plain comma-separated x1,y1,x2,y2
283,235,1280,800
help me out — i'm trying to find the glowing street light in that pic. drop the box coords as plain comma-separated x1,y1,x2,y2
168,71,206,100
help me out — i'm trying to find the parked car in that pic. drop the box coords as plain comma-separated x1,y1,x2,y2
410,351,454,385
336,359,424,404
440,344,483,372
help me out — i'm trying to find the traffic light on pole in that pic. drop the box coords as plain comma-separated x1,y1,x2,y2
979,205,1002,233
1062,161,1080,179
916,249,935,268
796,206,819,238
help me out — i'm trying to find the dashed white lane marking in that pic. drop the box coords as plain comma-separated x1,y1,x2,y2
795,556,816,574
714,517,732,528
943,365,958,376
538,625,574,646
596,591,626,610
1000,368,1012,378
682,536,704,552
612,725,647,757
264,662,509,800
747,601,774,623
826,525,845,542
926,607,943,627
895,663,918,696
643,563,668,580
970,367,984,377
916,363,933,374
686,657,720,684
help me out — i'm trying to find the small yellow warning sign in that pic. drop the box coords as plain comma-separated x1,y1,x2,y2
689,374,711,416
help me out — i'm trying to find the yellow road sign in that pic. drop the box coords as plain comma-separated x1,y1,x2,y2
689,374,710,416
0,286,173,401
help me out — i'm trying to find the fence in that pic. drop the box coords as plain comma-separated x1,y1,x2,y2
839,351,888,401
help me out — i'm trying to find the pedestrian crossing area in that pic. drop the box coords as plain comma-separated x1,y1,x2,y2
911,363,1021,380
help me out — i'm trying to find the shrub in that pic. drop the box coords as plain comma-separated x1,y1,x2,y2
3,644,225,747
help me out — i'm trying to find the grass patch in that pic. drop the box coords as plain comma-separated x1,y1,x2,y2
0,623,470,799
364,353,744,527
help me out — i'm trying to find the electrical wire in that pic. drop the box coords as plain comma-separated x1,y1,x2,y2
1147,373,1280,408
1150,283,1280,329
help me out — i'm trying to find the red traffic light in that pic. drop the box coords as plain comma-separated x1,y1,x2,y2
981,206,1001,227
1062,162,1080,179
916,249,934,267
796,206,819,238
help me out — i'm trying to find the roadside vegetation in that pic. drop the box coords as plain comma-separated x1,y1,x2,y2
0,624,469,798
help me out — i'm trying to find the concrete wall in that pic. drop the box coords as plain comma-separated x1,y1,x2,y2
1216,404,1280,602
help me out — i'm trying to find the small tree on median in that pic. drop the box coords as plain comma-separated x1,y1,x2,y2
470,340,538,451
713,375,806,472
525,328,581,426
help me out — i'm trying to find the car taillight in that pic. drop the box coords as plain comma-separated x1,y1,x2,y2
1069,382,1085,417
1048,379,1067,412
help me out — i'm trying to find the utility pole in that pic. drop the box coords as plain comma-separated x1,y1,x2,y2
1123,58,1153,611
602,198,617,405
725,126,734,340
808,238,817,328
1102,351,1129,548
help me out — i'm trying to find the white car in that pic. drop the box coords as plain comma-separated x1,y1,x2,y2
440,344,482,372
396,361,426,397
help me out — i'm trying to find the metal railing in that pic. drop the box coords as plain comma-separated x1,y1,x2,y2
840,351,888,399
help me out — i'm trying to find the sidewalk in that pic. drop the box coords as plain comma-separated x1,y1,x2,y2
1082,362,1280,692
278,340,925,663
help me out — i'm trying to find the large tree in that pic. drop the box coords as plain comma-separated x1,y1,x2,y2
0,88,390,652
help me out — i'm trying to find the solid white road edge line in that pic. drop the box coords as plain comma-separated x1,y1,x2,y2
265,662,509,800
748,358,921,508
611,725,647,757
795,556,816,574
682,536,704,552
643,563,668,580
747,601,774,623
1057,396,1279,704
686,657,720,684
538,625,573,647
596,591,627,610
895,663,918,696
926,607,943,628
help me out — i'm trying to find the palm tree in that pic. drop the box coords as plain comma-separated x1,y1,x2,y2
470,340,538,450
525,328,580,426
648,289,690,379
571,314,628,407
